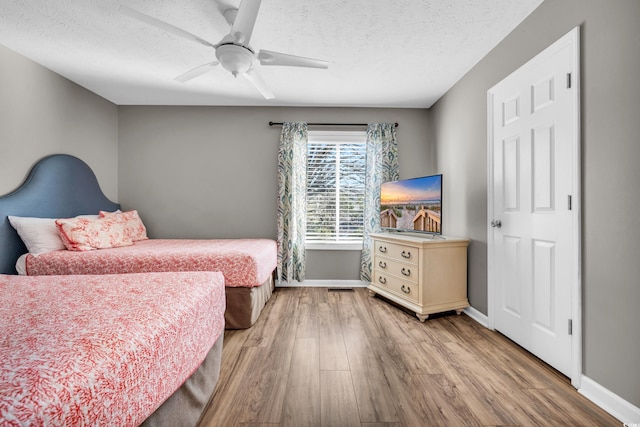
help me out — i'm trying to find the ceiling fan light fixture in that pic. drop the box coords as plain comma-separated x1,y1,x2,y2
215,44,254,76
122,0,328,98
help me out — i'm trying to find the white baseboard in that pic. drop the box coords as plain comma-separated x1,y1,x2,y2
579,375,640,424
276,279,369,288
463,305,489,328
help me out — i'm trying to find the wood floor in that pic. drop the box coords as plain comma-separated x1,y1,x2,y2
199,287,620,427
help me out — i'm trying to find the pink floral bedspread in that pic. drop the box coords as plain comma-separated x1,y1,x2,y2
0,271,225,426
25,238,277,287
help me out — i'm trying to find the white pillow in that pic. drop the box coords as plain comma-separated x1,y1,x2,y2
16,253,28,275
7,216,66,255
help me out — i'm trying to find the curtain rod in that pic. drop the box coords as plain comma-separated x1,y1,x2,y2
268,121,398,128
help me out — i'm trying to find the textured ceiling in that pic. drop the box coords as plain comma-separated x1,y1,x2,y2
0,0,543,107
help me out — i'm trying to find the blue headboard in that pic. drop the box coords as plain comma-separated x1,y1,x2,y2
0,154,120,274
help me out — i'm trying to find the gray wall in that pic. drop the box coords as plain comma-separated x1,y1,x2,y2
117,106,432,280
429,0,640,408
0,44,118,200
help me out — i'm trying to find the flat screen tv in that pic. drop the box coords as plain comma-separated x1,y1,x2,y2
380,174,442,234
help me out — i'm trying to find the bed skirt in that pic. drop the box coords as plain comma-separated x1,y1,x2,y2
225,275,275,329
141,332,224,427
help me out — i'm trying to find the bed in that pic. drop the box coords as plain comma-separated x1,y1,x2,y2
0,270,226,426
18,238,276,330
0,153,277,329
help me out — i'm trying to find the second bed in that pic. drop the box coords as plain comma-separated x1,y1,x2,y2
1,154,277,329
19,238,277,329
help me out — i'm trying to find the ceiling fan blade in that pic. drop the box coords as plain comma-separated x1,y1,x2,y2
230,0,262,44
243,69,274,99
120,5,216,48
258,50,329,69
175,61,220,83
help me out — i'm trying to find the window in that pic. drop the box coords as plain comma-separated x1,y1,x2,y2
306,131,366,249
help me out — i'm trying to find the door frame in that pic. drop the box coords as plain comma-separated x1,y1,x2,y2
486,26,582,388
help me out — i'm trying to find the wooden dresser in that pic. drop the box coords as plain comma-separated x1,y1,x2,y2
368,232,469,321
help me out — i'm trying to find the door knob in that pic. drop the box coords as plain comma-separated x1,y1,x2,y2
491,219,502,228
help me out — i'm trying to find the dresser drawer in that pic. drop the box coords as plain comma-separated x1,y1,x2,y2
373,270,419,303
374,257,418,284
373,240,418,265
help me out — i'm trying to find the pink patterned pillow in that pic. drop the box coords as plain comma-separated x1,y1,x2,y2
99,210,148,241
55,216,133,251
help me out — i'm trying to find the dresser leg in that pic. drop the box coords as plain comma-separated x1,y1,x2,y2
368,289,376,297
455,309,463,315
416,313,429,322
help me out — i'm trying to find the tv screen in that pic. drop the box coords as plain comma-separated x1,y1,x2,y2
380,174,442,234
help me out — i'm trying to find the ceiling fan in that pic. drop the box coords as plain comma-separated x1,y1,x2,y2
120,0,329,99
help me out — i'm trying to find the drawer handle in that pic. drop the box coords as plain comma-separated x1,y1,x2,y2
401,267,411,277
401,250,411,259
401,285,411,294
378,261,387,269
378,276,387,285
379,246,387,253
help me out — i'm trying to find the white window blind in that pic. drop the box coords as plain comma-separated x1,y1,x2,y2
306,131,366,246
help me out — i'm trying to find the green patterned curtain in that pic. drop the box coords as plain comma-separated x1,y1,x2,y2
360,123,399,282
277,122,308,282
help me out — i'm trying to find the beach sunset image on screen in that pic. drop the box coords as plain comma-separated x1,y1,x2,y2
380,175,442,234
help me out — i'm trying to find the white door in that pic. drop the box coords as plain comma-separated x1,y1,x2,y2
488,28,580,380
